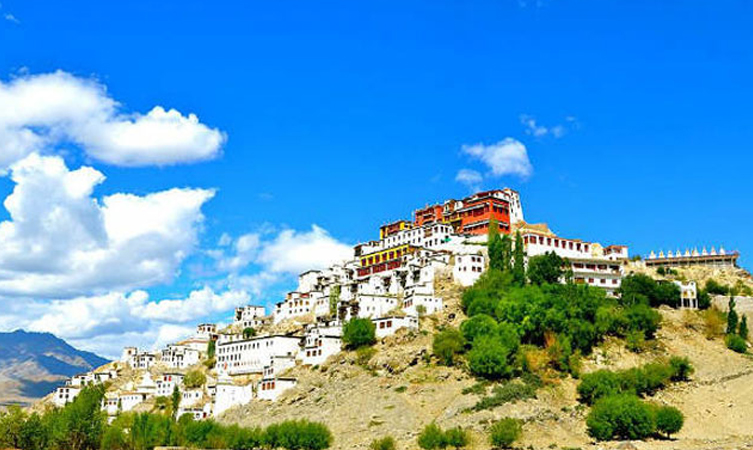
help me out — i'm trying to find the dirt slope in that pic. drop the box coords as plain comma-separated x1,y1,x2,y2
219,305,753,450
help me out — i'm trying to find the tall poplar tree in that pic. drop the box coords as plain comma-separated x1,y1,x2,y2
727,296,739,335
501,234,512,273
512,231,526,286
487,219,505,272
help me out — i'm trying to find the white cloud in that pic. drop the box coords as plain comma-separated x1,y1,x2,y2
4,13,19,23
256,225,353,274
138,287,249,322
0,153,214,297
0,71,226,169
209,225,353,301
520,114,575,139
213,225,352,276
461,138,533,178
0,286,249,358
455,168,483,190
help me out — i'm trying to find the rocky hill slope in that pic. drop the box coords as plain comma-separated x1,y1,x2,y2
218,268,753,450
0,330,109,406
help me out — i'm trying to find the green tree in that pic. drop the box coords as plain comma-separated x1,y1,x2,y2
467,336,514,380
432,328,466,366
512,231,526,286
625,303,662,339
0,406,27,449
727,297,739,335
207,339,216,359
501,234,512,273
654,406,684,438
697,289,712,309
489,418,521,448
329,285,341,317
20,412,48,450
171,385,181,419
460,314,498,343
56,385,107,450
243,327,256,339
526,252,565,285
183,370,207,389
342,318,377,349
739,315,749,341
487,219,505,272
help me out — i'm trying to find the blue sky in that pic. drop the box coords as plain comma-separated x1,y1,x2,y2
0,0,751,356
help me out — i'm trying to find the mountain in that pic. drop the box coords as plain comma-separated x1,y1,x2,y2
0,330,109,407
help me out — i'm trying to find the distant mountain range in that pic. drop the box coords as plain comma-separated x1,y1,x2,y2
0,330,109,407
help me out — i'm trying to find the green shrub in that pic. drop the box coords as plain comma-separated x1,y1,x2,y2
654,405,684,438
705,279,729,295
625,329,646,352
472,381,537,411
625,304,661,339
444,427,469,448
242,327,256,339
578,359,690,405
343,318,377,349
669,356,694,381
577,370,621,405
370,436,397,450
461,381,488,395
460,314,498,343
489,418,522,448
263,419,333,450
432,328,466,366
417,423,446,449
467,336,514,380
356,346,376,366
638,362,675,396
183,370,206,389
725,334,747,353
586,395,655,441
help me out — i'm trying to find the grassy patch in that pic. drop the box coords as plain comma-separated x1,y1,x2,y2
461,381,490,395
469,378,538,411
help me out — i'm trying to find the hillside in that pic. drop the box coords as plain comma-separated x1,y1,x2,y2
218,275,753,450
0,330,109,406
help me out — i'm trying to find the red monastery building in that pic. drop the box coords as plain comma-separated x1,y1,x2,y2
413,188,523,236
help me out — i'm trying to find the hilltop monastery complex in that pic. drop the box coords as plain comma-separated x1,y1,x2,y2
50,188,737,421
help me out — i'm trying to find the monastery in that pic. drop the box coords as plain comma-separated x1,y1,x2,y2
54,187,717,422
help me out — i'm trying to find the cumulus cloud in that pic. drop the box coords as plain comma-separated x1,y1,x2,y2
138,287,250,322
0,154,214,297
209,225,353,300
214,225,352,276
256,226,353,274
0,286,249,358
520,114,575,139
0,71,226,169
461,138,533,178
455,168,483,190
